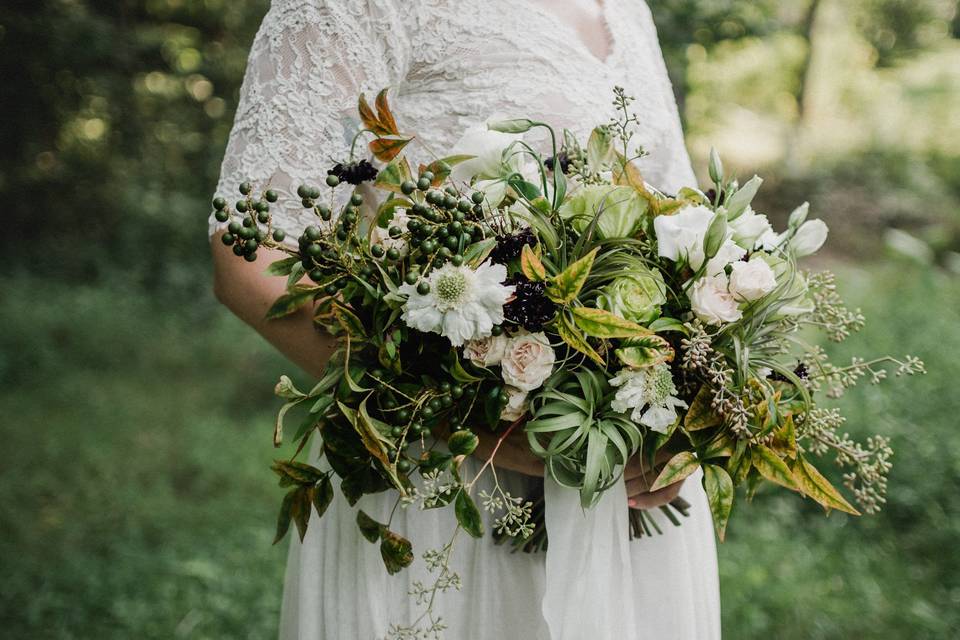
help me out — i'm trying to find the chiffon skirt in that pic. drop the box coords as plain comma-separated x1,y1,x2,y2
279,451,721,640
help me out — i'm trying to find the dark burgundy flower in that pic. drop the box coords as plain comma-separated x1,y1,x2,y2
490,228,538,265
544,151,571,174
328,159,378,185
503,274,556,332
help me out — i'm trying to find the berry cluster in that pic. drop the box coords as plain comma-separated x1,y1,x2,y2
214,182,285,262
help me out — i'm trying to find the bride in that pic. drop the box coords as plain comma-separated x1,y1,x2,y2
210,0,721,638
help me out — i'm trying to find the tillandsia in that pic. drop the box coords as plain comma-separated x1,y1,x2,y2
211,87,925,606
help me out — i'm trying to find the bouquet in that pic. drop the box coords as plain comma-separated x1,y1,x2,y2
212,86,924,594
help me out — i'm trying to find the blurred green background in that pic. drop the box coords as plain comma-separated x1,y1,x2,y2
1,1,958,638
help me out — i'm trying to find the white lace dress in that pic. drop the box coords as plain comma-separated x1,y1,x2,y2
211,1,721,638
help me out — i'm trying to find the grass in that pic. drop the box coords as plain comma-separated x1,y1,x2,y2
0,261,957,638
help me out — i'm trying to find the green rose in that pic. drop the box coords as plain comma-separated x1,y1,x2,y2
596,266,667,325
558,185,647,239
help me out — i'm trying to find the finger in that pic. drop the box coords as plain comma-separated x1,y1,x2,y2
627,480,684,509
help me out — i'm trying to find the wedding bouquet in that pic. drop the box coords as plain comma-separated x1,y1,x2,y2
212,87,924,578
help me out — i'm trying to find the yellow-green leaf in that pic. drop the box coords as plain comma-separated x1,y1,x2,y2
614,335,674,368
380,530,414,575
650,451,700,492
520,243,547,281
571,306,654,339
332,303,366,340
751,445,799,491
373,156,413,194
555,314,604,365
266,284,319,319
791,456,860,515
702,464,734,541
546,247,597,303
684,386,722,432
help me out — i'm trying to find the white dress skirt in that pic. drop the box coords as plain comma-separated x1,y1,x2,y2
211,0,722,637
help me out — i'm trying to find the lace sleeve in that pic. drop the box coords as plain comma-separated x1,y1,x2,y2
209,0,414,240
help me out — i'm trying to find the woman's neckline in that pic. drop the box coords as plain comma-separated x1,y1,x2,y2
517,0,619,67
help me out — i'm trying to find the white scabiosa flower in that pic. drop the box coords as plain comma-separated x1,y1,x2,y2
399,260,514,347
609,364,687,433
371,209,410,257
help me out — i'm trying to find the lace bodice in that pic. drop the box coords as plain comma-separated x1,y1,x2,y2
210,0,695,240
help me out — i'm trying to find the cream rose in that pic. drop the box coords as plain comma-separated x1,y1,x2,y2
729,206,773,250
462,334,509,367
499,385,529,422
728,256,777,301
500,331,555,392
689,275,743,325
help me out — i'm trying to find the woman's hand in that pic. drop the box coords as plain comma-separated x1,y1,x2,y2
623,451,685,510
471,422,545,477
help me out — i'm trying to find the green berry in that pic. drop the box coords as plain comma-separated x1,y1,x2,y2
391,425,404,437
397,408,411,422
471,191,484,204
371,244,385,258
309,269,325,282
401,180,416,195
386,247,400,261
491,325,503,336
422,171,435,182
389,225,402,238
238,226,255,240
254,201,269,213
212,197,227,210
257,211,270,223
326,174,340,187
417,177,431,191
324,283,338,295
297,185,309,198
244,238,258,252
307,243,323,257
457,199,472,213
397,459,414,473
417,281,430,295
350,193,363,206
438,247,453,259
232,244,244,256
421,406,434,418
214,210,229,223
305,225,321,241
443,195,457,209
244,251,257,262
317,205,332,221
227,221,241,234
301,198,314,209
450,254,464,266
220,233,235,245
404,271,419,285
428,398,441,411
451,385,464,399
308,186,321,199
235,200,248,212
265,189,278,202
272,229,286,242
239,181,252,195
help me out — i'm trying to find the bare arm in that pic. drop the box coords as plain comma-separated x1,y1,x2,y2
211,231,339,378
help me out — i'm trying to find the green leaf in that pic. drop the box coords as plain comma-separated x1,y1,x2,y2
418,155,473,186
264,256,301,277
520,243,547,281
614,335,674,368
684,386,722,432
571,306,653,339
271,459,324,485
648,317,689,334
274,374,306,400
462,238,497,268
751,445,800,491
331,303,366,340
380,530,414,575
311,475,334,520
546,247,598,303
375,197,411,227
725,175,762,220
374,156,413,194
455,489,484,538
356,509,384,543
702,464,734,541
290,485,312,541
791,455,860,515
266,284,318,319
449,352,482,383
555,314,604,366
650,451,700,491
273,488,298,544
702,211,728,261
509,177,541,201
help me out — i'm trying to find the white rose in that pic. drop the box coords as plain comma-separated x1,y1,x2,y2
654,205,744,274
705,239,747,277
654,205,713,265
371,209,410,256
499,385,529,422
449,127,520,183
500,331,555,392
729,206,773,250
462,334,509,367
689,275,743,325
728,256,777,301
789,219,828,257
